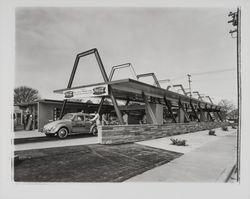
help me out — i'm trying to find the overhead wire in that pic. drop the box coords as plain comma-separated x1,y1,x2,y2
162,67,236,82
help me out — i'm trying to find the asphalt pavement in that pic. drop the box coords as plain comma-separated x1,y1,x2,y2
14,130,98,151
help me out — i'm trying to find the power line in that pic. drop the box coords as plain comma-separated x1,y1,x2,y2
191,68,236,76
165,68,236,81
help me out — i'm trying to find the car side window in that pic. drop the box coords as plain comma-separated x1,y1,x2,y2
77,115,84,122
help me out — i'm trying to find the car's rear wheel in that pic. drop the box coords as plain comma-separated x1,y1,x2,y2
92,126,98,136
57,127,69,139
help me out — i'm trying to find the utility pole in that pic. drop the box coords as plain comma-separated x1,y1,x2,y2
187,74,192,97
228,7,241,182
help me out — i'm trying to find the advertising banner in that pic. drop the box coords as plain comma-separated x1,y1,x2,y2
63,84,109,99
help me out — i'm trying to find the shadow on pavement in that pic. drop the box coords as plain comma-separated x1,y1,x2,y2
14,134,95,145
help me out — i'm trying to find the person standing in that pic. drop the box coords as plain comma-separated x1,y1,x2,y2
90,111,100,126
101,113,108,125
122,112,128,125
142,114,147,124
90,111,100,135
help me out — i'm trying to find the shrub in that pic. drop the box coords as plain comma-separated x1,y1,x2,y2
222,126,228,131
170,138,186,146
232,126,237,129
208,129,216,136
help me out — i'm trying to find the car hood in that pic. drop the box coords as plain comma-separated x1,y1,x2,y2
44,120,70,129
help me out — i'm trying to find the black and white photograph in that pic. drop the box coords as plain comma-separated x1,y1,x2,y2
0,0,250,199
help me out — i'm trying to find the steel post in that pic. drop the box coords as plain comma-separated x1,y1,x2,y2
190,101,200,122
164,97,177,123
205,105,214,122
178,100,190,122
59,99,67,119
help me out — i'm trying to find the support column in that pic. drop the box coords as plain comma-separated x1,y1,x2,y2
190,102,200,122
178,100,190,123
216,111,223,122
109,87,124,125
150,103,163,124
207,112,214,122
97,96,105,114
143,93,158,124
32,106,36,130
177,107,185,123
59,100,67,119
198,103,207,122
205,105,214,122
95,49,124,124
163,97,177,123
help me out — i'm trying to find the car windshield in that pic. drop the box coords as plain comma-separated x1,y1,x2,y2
62,113,74,120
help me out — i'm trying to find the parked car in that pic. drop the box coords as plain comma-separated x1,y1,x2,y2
41,112,97,139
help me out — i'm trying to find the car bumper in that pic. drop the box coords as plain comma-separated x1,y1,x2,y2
41,128,57,134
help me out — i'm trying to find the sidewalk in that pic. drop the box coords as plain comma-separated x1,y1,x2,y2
14,130,45,139
127,127,237,182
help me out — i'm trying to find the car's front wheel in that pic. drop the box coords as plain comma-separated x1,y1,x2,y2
57,127,69,139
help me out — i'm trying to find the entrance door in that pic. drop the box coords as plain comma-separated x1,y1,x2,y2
16,113,22,125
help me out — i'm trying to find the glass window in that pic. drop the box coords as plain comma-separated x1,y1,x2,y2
62,113,74,120
76,115,84,121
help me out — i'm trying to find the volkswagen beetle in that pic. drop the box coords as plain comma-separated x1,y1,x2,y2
41,112,97,139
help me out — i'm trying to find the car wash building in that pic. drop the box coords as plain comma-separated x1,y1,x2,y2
54,48,228,144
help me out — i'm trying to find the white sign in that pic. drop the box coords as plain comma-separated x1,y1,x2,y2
63,84,109,99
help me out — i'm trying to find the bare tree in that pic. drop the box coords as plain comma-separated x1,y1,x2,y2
218,99,236,113
218,99,237,119
14,86,41,104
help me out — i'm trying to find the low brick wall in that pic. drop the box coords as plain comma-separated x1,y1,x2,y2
99,122,229,144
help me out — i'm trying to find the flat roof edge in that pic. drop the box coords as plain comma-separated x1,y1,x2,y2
53,78,223,109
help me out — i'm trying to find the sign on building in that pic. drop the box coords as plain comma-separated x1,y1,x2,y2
63,84,109,99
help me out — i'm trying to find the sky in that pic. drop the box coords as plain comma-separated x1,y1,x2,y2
15,7,238,106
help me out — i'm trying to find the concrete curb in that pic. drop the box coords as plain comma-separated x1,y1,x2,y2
216,162,236,182
224,164,237,182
